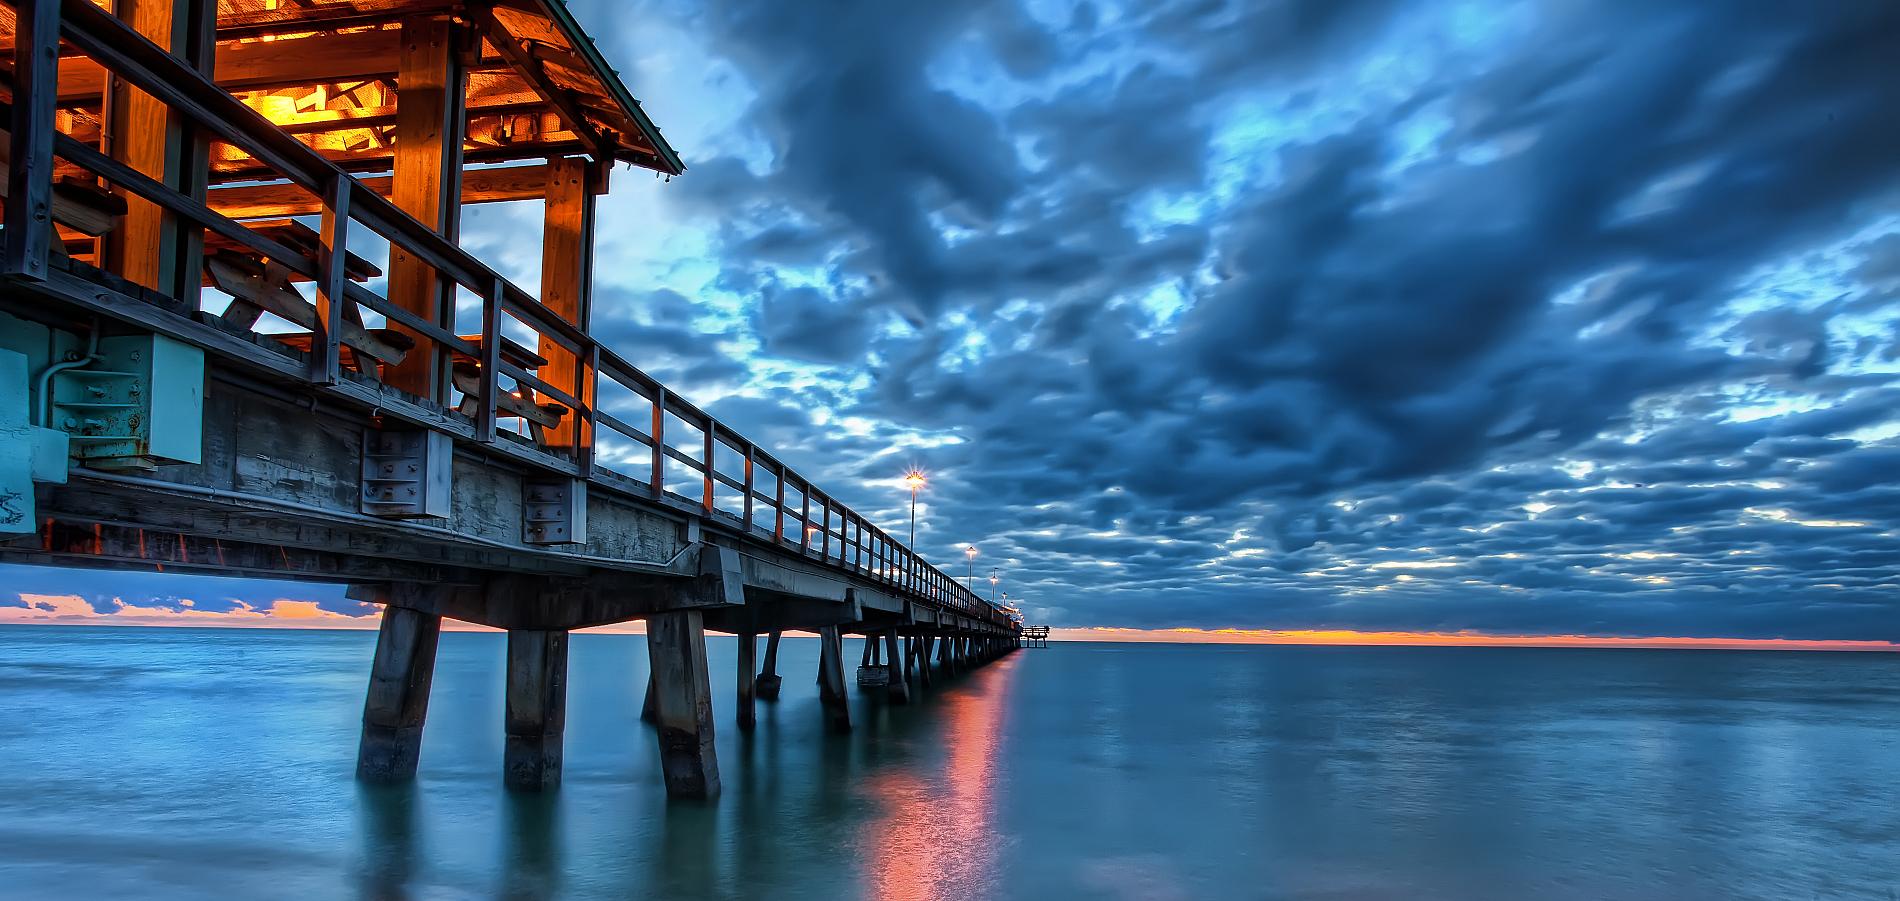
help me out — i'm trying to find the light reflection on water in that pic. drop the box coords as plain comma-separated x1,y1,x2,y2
0,627,1897,900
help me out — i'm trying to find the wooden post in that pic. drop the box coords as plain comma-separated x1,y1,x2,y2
357,605,442,781
504,629,568,791
640,671,657,723
756,630,782,700
736,631,757,732
384,14,466,400
647,611,719,799
816,625,851,733
884,631,909,704
101,0,189,294
939,632,957,676
917,633,933,688
536,157,595,453
4,0,58,279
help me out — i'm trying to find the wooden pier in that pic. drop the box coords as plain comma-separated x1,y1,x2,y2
1020,625,1049,648
0,0,1017,799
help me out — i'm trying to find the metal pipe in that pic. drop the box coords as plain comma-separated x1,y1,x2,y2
33,321,101,427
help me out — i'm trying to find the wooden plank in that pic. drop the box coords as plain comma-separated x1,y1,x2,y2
205,255,410,366
383,14,465,400
536,156,591,451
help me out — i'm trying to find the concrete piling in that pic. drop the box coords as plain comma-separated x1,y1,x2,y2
884,631,910,704
736,631,757,732
503,629,568,791
817,625,852,733
357,605,442,781
756,630,782,701
646,611,720,799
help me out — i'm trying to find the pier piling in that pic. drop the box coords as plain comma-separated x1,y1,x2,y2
647,611,720,799
756,630,783,700
357,605,442,782
504,629,569,791
885,631,910,704
736,631,757,732
817,625,852,733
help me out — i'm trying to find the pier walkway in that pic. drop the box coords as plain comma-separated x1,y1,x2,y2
0,0,1017,798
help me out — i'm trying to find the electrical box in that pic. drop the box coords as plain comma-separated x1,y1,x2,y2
0,348,70,534
51,333,204,469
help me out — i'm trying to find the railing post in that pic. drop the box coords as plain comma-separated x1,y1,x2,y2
649,388,666,497
773,466,785,543
741,445,754,533
3,0,60,280
578,342,597,479
701,418,715,515
309,175,352,385
477,276,502,443
820,503,831,561
799,485,811,552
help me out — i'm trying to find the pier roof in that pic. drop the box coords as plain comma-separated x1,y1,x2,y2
1,0,684,178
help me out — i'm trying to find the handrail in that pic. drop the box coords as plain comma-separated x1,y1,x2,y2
5,0,1012,627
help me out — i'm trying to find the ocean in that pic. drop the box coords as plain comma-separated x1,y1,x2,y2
0,625,1895,900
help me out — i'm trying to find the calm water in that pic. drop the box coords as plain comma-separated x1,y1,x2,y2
0,626,1896,900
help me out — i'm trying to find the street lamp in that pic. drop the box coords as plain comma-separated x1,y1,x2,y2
989,568,999,602
903,470,926,548
964,544,978,593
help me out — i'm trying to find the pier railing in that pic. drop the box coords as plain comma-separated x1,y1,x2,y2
0,0,1005,623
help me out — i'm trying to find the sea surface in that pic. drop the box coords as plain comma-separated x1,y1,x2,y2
0,625,1896,900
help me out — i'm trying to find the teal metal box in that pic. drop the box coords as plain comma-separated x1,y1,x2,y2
52,334,204,468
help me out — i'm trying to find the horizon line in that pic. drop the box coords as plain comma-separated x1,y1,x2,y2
0,599,1892,652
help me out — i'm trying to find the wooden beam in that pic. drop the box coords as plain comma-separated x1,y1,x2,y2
470,3,607,159
204,162,602,220
54,28,408,102
383,15,465,400
536,156,592,452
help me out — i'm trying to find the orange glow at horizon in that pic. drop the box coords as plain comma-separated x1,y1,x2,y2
1047,626,1899,652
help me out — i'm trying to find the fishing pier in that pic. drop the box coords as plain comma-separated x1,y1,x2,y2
0,0,1018,799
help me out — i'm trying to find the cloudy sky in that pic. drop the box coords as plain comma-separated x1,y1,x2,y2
7,0,1900,645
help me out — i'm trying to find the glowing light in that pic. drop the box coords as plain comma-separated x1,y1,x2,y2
904,470,927,491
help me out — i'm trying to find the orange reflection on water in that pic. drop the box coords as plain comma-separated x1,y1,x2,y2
858,655,1020,901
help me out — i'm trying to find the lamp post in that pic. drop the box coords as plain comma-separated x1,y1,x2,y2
964,545,978,594
903,470,926,548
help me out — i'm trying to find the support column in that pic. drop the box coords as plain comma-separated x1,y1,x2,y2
917,634,934,688
385,14,466,400
647,611,720,799
817,625,851,733
504,629,568,791
736,631,757,732
537,156,596,454
938,631,956,676
640,673,656,723
884,631,910,704
756,630,782,700
357,605,442,781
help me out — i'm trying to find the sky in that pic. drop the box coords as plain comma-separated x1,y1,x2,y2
5,0,1900,647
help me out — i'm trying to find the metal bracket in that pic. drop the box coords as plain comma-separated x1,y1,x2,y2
361,429,452,518
523,478,586,545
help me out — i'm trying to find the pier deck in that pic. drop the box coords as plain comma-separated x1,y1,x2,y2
0,0,1016,798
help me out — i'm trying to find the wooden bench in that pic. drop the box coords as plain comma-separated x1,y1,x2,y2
450,334,569,442
200,218,405,374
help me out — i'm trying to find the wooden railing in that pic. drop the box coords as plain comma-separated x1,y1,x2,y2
0,0,1008,624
